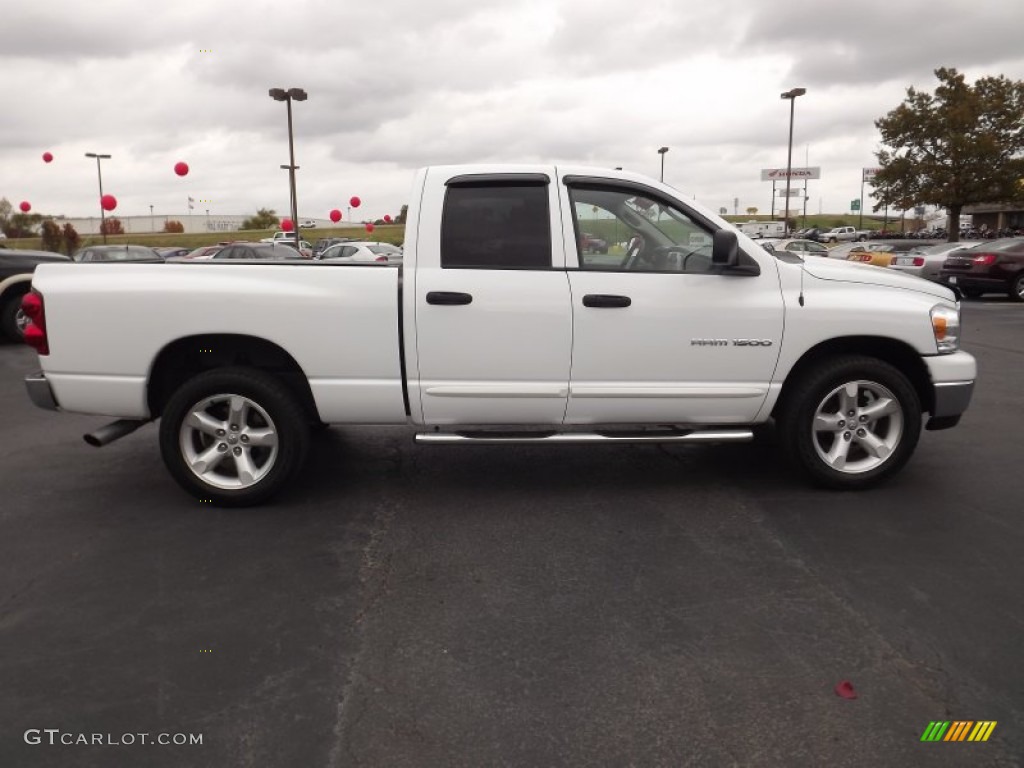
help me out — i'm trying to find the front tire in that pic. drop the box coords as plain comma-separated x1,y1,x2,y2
159,367,310,506
777,356,921,489
1010,274,1024,302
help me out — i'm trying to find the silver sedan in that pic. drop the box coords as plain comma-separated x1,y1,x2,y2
889,241,981,282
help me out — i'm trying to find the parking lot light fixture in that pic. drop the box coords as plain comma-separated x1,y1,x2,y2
780,88,806,237
658,147,669,182
269,87,308,246
85,152,112,243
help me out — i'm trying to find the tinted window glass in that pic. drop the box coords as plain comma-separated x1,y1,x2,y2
441,184,550,269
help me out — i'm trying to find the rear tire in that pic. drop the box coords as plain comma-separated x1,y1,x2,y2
961,287,984,299
159,367,310,507
777,356,921,489
0,294,28,342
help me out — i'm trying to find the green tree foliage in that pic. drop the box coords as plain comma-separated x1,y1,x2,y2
163,220,184,233
5,212,43,238
874,67,1024,241
62,223,81,255
0,197,11,229
100,217,124,236
240,208,279,230
395,204,408,225
40,220,63,253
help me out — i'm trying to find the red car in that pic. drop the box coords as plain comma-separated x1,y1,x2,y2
938,238,1024,300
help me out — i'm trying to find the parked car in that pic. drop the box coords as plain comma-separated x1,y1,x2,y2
888,241,981,282
260,231,305,244
179,244,230,260
312,237,354,258
189,242,308,261
845,244,896,267
317,241,403,263
580,232,609,254
72,245,163,263
154,247,191,259
0,248,70,341
760,238,830,258
300,220,317,229
822,226,873,243
938,238,1024,300
275,239,313,258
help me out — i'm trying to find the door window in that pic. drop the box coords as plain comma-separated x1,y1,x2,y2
441,184,551,269
568,186,715,274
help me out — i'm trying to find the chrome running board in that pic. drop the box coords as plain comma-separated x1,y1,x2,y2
415,429,754,445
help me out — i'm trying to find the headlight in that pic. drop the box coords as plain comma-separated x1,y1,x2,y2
930,304,960,354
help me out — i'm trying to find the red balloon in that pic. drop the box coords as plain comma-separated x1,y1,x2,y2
365,223,375,233
281,218,294,232
174,161,189,177
349,196,361,208
329,209,342,223
42,152,53,163
19,201,31,212
101,194,117,211
383,214,392,224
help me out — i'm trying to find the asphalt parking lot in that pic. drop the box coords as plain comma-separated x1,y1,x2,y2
1,301,1021,767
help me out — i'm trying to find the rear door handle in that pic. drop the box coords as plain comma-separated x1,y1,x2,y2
426,291,473,306
582,294,631,308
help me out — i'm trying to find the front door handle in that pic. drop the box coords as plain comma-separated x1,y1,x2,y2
582,294,631,308
426,291,473,306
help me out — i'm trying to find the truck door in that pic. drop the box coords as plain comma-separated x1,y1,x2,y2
411,170,572,425
558,176,784,425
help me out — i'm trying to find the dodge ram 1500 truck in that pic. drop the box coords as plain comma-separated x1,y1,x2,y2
22,165,976,506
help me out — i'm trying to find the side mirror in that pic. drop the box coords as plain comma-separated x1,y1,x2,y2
712,229,739,267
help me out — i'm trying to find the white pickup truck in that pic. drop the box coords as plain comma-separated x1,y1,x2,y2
22,165,976,506
822,226,873,243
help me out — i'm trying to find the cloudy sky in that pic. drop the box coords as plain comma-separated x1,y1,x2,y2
3,0,1023,224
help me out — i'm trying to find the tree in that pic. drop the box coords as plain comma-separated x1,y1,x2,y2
395,204,408,225
163,220,184,233
100,218,124,235
240,208,278,230
746,207,758,215
0,197,11,229
874,67,1024,241
62,223,81,256
41,220,63,253
5,212,43,238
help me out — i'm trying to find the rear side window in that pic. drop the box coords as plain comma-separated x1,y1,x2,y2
441,184,551,269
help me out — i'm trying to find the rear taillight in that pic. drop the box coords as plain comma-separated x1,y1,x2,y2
851,254,872,262
972,253,996,265
21,290,48,355
910,256,925,267
375,255,388,263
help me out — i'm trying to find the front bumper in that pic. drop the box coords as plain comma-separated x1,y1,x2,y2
25,371,59,411
922,351,976,430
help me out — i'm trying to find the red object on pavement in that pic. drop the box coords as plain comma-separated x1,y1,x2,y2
42,152,53,163
834,681,857,699
19,201,31,212
329,209,342,223
174,161,189,176
349,196,361,208
101,194,117,211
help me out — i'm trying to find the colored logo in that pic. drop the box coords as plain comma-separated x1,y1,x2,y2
921,721,997,742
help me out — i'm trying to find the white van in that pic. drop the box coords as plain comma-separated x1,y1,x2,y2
735,221,786,239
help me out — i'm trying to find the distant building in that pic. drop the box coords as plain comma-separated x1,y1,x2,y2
48,214,249,236
963,203,1024,231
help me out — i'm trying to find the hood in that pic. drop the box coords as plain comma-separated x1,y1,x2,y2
799,256,955,300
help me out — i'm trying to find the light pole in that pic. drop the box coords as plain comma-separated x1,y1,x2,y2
780,88,806,236
657,147,669,182
85,152,111,243
269,87,308,246
149,204,154,232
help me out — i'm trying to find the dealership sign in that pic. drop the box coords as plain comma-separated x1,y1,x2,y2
863,167,882,182
761,166,821,181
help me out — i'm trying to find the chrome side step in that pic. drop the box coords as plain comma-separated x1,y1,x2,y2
415,429,754,445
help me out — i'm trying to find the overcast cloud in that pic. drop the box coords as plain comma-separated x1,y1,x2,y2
3,0,1023,223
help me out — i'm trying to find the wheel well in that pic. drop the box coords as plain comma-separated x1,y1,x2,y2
0,279,31,307
773,337,934,416
147,334,320,421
